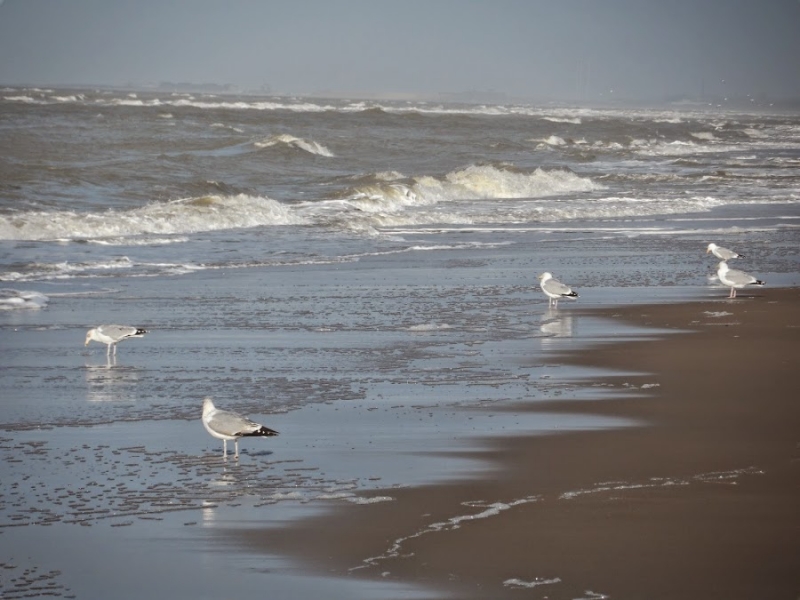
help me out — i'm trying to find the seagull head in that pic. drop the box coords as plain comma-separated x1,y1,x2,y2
84,328,96,346
202,397,216,416
706,243,717,254
538,272,553,282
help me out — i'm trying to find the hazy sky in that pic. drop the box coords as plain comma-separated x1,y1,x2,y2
1,0,799,101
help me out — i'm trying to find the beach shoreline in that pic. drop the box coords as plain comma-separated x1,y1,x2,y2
242,287,800,599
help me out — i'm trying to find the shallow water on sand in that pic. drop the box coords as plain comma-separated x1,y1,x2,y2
1,213,799,599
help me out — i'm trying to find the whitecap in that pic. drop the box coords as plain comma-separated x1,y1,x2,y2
253,133,334,157
0,289,49,311
542,116,581,124
542,135,567,146
0,194,306,242
344,165,602,215
0,257,134,282
690,131,716,141
407,323,453,332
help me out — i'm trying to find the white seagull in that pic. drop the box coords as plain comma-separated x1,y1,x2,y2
538,272,578,308
707,243,744,260
202,397,278,459
717,261,764,298
85,324,148,356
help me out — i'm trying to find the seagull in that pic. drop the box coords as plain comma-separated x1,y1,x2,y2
707,243,744,260
202,397,278,459
85,324,148,356
717,261,764,298
538,272,578,308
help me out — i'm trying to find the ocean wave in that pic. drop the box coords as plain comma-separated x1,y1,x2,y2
690,131,717,141
0,289,49,310
6,89,778,122
3,95,42,104
0,257,133,282
542,135,568,146
4,160,783,245
0,257,207,282
628,138,743,157
541,116,582,124
253,134,334,157
0,194,306,241
342,165,602,213
363,194,731,229
101,96,337,113
210,122,243,132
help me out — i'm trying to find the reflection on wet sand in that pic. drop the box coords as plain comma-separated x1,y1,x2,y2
539,306,574,344
84,360,140,402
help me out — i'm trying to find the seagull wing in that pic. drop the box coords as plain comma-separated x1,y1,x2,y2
717,246,742,260
98,324,143,341
726,268,757,286
543,278,574,297
206,408,277,437
206,409,257,437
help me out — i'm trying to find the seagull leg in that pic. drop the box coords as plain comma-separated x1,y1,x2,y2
235,439,240,459
223,439,227,459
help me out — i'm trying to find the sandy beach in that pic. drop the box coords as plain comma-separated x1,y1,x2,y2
247,287,800,599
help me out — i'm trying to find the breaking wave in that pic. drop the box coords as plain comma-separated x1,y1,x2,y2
0,289,49,310
340,165,602,213
0,194,306,241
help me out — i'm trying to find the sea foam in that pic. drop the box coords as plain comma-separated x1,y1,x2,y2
253,134,334,157
0,194,306,242
0,289,49,310
345,164,602,212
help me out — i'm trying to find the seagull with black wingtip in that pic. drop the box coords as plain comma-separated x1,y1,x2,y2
85,324,148,357
202,397,279,459
537,272,578,308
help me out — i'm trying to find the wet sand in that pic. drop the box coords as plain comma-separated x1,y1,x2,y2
250,287,800,599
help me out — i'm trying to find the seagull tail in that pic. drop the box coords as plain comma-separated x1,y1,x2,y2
565,292,578,298
244,425,279,437
134,328,148,336
754,279,765,286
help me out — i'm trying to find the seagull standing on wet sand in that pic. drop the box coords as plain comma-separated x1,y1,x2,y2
538,272,578,308
85,324,148,357
202,397,279,459
717,261,764,298
707,243,745,260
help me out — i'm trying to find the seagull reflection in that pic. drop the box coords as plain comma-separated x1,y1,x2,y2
84,361,140,402
202,500,218,525
539,306,574,343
